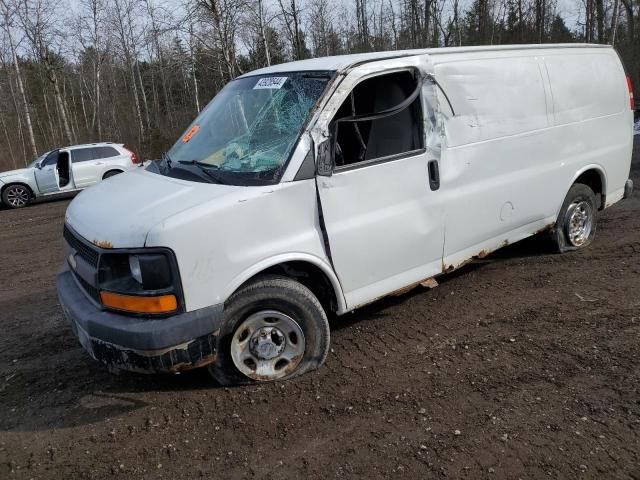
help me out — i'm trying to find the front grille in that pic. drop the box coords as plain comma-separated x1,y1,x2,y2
73,272,101,304
64,225,99,267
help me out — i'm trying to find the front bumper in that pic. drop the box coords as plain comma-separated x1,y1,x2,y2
57,267,224,373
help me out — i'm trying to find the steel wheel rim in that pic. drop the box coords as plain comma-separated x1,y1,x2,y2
565,200,593,247
6,186,29,207
230,310,306,381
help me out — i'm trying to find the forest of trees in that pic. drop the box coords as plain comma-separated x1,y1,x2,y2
0,0,638,170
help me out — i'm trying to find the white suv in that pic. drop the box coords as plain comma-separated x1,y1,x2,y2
0,143,139,208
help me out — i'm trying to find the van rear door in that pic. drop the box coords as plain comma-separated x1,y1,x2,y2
315,58,445,309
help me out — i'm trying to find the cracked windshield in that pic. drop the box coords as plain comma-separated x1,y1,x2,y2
167,71,333,184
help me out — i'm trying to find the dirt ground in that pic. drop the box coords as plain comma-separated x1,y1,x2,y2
1,140,639,480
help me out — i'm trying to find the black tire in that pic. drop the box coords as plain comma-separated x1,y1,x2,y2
2,184,32,209
102,170,122,180
209,275,330,386
551,183,597,253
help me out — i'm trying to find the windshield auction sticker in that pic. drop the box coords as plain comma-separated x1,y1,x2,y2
182,124,200,143
253,77,288,89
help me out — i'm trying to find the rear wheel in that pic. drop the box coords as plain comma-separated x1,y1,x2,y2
552,183,597,252
209,275,330,385
2,184,32,209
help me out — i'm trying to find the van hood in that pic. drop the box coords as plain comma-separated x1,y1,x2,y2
0,167,31,179
65,167,244,248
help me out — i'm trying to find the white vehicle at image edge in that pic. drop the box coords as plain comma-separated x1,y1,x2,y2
56,44,635,385
0,143,140,208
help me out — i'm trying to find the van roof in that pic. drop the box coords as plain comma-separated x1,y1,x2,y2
240,43,612,78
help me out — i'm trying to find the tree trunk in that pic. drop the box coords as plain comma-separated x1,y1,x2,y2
134,59,151,132
424,0,431,47
45,60,74,145
187,22,201,112
595,0,604,43
146,0,173,127
6,24,37,159
2,56,26,161
96,65,102,139
129,61,145,141
610,0,620,45
0,111,17,168
291,0,303,59
257,0,271,66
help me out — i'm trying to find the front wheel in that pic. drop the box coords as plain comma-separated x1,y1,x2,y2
552,183,597,253
209,275,330,385
2,184,32,209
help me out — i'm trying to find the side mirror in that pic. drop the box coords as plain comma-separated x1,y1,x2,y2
35,162,42,170
316,137,335,177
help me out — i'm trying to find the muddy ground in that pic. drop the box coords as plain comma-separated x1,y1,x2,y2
1,140,639,479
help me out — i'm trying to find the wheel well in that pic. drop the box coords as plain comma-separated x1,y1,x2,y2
1,182,34,198
574,169,604,209
249,261,339,314
102,169,124,179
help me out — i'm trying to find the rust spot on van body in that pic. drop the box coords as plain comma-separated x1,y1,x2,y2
355,275,440,309
93,240,113,249
534,223,555,235
168,353,218,373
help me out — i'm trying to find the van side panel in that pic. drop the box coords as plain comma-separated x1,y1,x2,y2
544,52,626,125
440,56,549,147
543,50,633,204
436,55,554,262
435,47,632,269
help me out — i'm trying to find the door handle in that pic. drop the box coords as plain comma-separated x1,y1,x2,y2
428,160,440,191
94,162,104,165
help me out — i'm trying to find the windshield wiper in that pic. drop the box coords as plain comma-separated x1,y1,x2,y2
162,152,173,170
178,160,227,185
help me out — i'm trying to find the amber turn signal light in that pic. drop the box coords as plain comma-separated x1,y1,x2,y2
100,291,178,314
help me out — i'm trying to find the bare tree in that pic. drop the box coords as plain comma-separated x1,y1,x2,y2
278,0,305,59
0,0,36,159
256,0,271,65
144,0,174,126
77,0,109,139
16,0,74,145
110,0,145,142
199,0,244,79
188,18,200,112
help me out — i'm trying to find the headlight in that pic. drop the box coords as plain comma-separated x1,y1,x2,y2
97,250,181,314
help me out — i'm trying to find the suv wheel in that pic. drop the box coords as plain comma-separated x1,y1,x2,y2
209,275,330,385
2,185,31,209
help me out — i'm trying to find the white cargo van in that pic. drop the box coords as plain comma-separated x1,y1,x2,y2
57,44,635,384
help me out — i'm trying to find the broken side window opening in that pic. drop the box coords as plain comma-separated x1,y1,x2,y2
57,151,71,188
331,70,425,169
